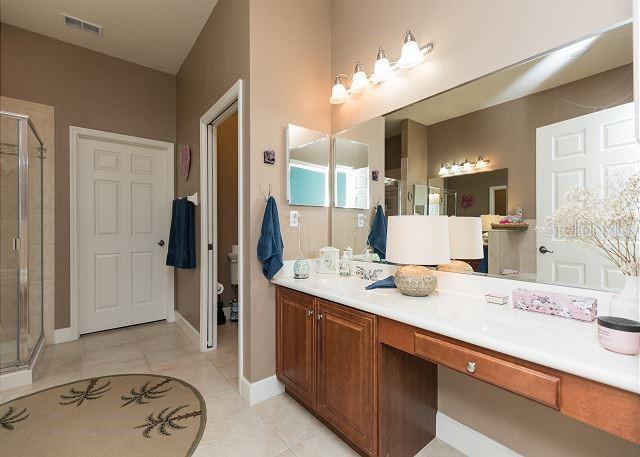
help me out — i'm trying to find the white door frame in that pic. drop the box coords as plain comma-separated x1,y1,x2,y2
199,80,244,389
488,185,507,215
69,126,175,340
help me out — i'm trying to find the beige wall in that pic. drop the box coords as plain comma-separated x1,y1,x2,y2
331,0,632,132
216,112,239,305
425,64,633,218
443,168,508,217
247,0,331,381
401,119,428,214
0,24,176,330
331,116,385,254
330,1,635,455
174,0,250,330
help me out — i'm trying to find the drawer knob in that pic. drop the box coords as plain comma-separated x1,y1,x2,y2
307,309,314,316
316,314,323,321
466,361,476,373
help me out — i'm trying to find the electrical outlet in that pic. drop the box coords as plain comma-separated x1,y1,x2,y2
357,213,365,228
290,210,299,227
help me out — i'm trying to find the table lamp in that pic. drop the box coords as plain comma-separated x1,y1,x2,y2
439,216,484,273
386,216,451,296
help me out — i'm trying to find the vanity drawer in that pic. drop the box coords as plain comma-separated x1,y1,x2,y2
414,332,560,409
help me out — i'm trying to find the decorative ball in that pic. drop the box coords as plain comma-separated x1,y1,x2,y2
394,265,438,297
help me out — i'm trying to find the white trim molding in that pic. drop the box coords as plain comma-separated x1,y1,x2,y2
53,327,76,344
198,80,245,394
436,412,521,457
239,375,285,406
69,126,175,339
175,311,200,347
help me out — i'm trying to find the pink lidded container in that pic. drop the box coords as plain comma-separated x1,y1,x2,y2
597,316,640,355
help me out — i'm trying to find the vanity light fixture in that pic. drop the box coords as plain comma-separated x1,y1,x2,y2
475,156,488,169
450,162,461,174
330,75,350,104
438,157,491,176
371,47,394,83
438,163,449,176
397,30,425,69
350,62,370,94
329,29,434,104
462,158,473,172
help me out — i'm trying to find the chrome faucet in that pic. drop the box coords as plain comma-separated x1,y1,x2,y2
355,266,384,281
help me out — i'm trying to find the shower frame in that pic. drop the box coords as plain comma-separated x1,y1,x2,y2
1,110,45,372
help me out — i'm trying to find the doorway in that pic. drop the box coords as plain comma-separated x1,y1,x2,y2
199,81,244,391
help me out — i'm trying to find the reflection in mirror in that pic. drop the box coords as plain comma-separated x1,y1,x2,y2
331,117,385,259
334,137,369,210
287,124,330,207
332,22,637,292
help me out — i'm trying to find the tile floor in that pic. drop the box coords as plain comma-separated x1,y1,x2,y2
0,320,463,456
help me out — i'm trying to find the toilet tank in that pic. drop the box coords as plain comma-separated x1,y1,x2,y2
227,252,239,285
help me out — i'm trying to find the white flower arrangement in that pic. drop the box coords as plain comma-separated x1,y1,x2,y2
548,174,640,277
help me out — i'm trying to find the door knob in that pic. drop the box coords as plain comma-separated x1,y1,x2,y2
466,361,476,373
158,240,165,247
538,246,553,254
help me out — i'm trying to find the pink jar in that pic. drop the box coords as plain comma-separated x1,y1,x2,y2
597,316,640,355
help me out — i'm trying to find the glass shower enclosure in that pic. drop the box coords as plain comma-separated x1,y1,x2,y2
0,111,44,372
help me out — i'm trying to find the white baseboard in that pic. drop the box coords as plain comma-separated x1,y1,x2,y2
240,375,284,406
436,412,521,457
0,367,33,391
53,327,76,344
175,311,200,347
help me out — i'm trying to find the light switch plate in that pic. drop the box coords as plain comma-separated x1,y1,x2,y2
290,210,299,227
357,213,365,228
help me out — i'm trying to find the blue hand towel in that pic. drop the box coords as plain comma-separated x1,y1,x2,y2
257,196,284,280
166,198,196,269
365,275,396,290
367,204,387,259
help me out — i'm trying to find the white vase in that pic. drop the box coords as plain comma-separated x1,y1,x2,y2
609,275,640,322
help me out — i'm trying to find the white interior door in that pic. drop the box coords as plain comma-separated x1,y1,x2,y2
77,134,169,334
536,102,639,290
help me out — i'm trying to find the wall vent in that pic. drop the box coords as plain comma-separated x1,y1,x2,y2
61,13,102,37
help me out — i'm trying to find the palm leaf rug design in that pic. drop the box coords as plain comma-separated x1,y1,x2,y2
0,374,206,457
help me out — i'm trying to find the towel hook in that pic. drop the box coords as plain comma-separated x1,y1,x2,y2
260,183,272,202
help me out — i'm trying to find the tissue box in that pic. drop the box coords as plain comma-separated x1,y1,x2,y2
512,288,597,322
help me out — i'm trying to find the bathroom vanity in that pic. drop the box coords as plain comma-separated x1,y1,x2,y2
273,273,640,457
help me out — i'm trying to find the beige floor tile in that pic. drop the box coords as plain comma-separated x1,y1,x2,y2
139,331,193,354
0,384,35,403
415,438,466,457
82,355,150,378
82,341,145,365
150,355,236,398
81,328,138,351
133,321,182,341
291,428,358,457
32,371,83,392
34,352,81,380
41,340,82,361
144,345,202,365
254,394,324,446
276,450,297,457
200,391,252,425
193,411,288,457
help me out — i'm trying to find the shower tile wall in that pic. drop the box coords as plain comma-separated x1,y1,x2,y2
1,97,55,346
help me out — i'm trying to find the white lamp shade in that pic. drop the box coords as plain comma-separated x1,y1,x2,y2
351,70,370,93
397,40,425,69
386,216,451,265
371,57,393,83
330,81,349,104
448,217,483,259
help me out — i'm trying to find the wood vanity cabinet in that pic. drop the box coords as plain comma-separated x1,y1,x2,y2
276,287,377,456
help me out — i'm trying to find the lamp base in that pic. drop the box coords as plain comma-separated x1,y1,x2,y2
394,265,437,297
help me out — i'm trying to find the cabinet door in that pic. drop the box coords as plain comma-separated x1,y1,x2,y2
276,287,316,409
316,299,376,455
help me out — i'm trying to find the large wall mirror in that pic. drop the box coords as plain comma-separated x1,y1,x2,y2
330,21,638,292
287,124,330,207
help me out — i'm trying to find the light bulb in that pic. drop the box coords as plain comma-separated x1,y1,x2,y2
371,48,393,84
350,62,370,94
462,159,472,172
451,163,461,174
476,157,487,168
438,164,448,176
397,30,425,69
329,76,349,104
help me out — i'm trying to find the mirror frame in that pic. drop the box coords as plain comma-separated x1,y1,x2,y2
286,124,330,208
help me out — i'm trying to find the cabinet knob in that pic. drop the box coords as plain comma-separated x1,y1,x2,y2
466,361,476,373
316,314,323,321
307,309,314,316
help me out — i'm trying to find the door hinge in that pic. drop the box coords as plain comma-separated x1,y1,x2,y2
208,243,213,251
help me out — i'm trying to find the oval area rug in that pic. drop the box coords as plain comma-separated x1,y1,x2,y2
1,374,206,457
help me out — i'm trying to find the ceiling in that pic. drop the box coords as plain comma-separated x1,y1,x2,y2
0,0,219,74
385,23,633,136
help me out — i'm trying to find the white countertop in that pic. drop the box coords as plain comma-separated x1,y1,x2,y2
273,269,640,394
